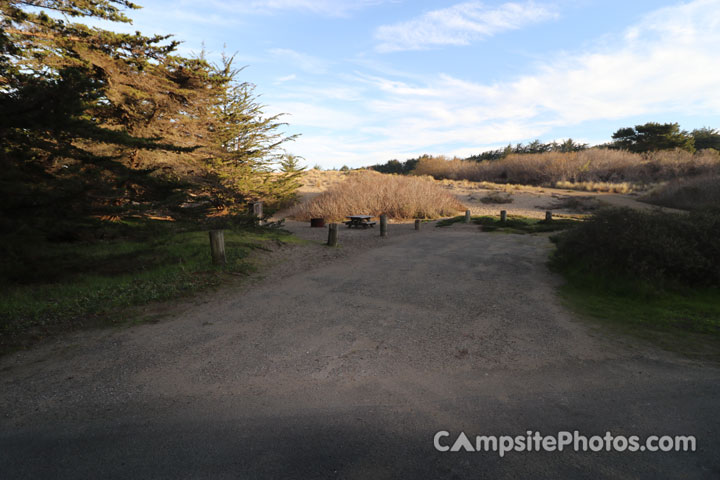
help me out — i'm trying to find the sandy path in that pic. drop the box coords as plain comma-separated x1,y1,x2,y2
1,225,718,478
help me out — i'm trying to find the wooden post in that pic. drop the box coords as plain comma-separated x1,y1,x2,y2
545,210,553,222
415,219,421,230
253,202,262,218
500,210,507,223
253,202,262,225
380,214,388,237
465,209,471,223
327,223,338,247
209,230,226,265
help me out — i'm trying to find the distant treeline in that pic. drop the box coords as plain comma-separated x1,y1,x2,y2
368,123,720,174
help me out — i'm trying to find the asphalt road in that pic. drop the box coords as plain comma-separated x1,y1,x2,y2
1,226,719,479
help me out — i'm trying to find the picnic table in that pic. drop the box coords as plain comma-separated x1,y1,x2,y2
344,215,376,228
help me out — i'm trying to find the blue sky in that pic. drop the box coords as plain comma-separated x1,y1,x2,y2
108,0,719,168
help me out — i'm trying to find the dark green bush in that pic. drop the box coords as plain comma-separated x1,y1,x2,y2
550,208,720,287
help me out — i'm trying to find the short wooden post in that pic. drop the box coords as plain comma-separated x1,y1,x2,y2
380,214,388,237
252,201,263,219
209,230,226,265
327,223,338,247
415,219,421,230
500,210,507,223
545,210,553,222
465,209,471,223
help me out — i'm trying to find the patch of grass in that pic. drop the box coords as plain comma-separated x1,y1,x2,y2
436,214,579,233
0,223,300,353
558,271,720,358
476,216,579,234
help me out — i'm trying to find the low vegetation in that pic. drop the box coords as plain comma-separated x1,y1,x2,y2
480,192,514,204
0,220,299,353
412,149,720,187
291,171,465,221
642,174,720,211
550,208,720,346
437,215,579,233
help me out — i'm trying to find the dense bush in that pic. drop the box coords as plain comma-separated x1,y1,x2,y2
290,171,465,221
642,174,720,211
550,208,720,287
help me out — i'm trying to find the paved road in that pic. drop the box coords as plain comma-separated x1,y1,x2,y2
1,226,719,479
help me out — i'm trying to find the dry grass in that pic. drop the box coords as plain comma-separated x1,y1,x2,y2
412,149,720,187
642,174,720,210
554,180,638,194
290,171,465,221
300,169,353,192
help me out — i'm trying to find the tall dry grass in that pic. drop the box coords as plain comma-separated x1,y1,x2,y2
290,171,465,221
412,149,720,186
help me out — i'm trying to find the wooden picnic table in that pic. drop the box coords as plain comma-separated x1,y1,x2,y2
344,215,376,228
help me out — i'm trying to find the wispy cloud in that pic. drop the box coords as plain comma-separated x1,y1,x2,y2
375,1,559,52
269,48,330,74
274,74,297,84
209,0,390,17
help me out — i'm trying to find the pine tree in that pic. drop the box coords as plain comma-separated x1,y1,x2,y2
204,56,297,209
1,1,300,231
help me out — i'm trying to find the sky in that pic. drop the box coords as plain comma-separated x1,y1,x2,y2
103,0,720,168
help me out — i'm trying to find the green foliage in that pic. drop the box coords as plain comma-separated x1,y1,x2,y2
204,56,297,210
270,154,307,209
691,127,720,151
550,208,720,287
466,139,588,162
368,157,421,174
610,122,695,153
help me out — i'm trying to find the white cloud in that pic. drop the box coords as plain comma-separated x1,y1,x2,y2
375,1,559,52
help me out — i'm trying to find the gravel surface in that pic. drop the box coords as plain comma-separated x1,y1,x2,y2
1,223,718,479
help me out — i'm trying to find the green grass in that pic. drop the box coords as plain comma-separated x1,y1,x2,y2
0,221,302,353
557,272,720,359
436,214,580,233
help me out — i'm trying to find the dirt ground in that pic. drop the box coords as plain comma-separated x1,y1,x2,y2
1,221,718,479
